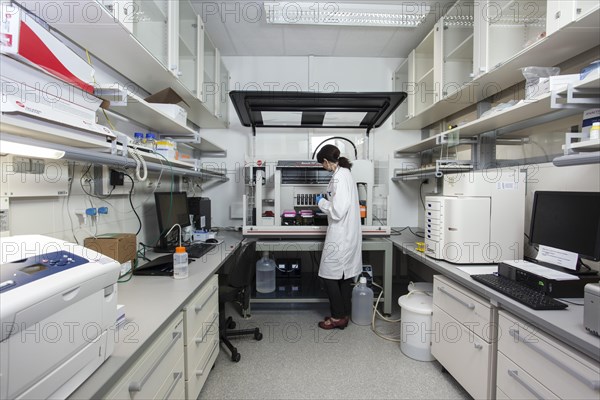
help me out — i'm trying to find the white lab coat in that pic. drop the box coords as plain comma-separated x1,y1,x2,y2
317,166,362,280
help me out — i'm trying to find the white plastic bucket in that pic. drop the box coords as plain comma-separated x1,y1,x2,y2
398,293,435,362
407,281,433,294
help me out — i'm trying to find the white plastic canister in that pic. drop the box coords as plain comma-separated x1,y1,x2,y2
407,281,433,295
398,293,435,362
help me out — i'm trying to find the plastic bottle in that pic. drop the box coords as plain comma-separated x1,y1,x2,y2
133,132,144,146
173,246,188,279
352,277,374,326
590,122,600,140
256,251,276,293
145,132,157,150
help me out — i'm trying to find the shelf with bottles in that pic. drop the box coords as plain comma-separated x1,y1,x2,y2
394,5,599,130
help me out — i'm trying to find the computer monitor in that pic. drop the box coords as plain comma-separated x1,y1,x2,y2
529,191,600,264
154,192,191,249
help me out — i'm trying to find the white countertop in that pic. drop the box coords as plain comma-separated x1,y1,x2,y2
389,231,600,363
68,231,244,399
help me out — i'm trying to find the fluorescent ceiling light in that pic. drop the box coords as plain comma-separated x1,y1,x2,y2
0,140,65,159
264,2,430,27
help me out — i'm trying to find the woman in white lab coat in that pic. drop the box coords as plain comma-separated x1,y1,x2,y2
315,145,362,330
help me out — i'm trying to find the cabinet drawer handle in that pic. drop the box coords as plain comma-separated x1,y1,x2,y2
474,343,482,350
509,329,600,390
195,286,218,313
438,287,475,310
162,372,183,400
196,340,219,377
508,369,545,400
195,313,219,344
129,331,183,393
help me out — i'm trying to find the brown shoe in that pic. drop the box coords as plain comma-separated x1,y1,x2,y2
318,317,349,330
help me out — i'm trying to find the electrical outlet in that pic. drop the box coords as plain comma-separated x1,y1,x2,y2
94,166,133,196
110,169,124,186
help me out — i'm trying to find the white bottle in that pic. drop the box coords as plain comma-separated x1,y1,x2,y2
173,246,188,279
590,122,600,140
256,252,276,293
352,277,374,326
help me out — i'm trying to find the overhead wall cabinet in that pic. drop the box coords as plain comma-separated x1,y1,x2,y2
393,0,599,131
391,0,600,180
414,28,440,116
546,0,599,35
177,0,202,98
474,0,547,78
113,0,170,71
441,0,474,98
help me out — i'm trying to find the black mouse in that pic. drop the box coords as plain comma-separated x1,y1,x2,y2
206,238,218,244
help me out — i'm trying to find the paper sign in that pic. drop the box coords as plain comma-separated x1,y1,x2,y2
536,245,579,271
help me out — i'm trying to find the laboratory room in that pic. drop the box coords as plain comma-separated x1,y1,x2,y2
1,0,600,399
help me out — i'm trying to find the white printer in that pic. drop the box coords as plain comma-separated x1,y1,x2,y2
0,235,121,400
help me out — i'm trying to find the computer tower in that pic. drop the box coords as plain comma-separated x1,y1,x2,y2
188,197,211,231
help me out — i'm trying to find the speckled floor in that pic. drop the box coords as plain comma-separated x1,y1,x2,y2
199,303,471,400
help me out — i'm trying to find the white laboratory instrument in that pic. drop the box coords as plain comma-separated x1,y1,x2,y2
242,159,390,237
424,170,526,264
0,235,121,400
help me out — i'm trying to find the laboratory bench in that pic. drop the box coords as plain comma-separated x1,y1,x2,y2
390,230,600,400
67,230,243,400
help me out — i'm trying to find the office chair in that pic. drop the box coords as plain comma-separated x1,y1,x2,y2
219,240,263,362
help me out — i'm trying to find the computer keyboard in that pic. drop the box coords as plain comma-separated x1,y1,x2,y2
154,242,216,258
185,243,216,258
471,274,568,310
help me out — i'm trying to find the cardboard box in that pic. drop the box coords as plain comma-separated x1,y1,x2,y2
145,87,190,108
145,88,190,125
84,234,137,264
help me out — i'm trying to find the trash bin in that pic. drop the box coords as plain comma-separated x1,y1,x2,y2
407,281,433,295
398,293,435,362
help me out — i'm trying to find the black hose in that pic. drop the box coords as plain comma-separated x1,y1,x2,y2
311,137,358,160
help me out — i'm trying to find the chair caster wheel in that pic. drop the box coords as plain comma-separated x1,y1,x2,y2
228,320,236,329
254,331,263,341
232,352,241,362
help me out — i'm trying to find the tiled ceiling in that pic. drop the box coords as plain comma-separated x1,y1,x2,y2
190,0,456,57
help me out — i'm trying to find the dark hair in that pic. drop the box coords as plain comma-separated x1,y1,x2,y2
316,144,352,170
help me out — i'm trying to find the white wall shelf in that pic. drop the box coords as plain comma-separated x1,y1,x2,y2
395,74,598,155
0,116,228,181
551,70,600,108
0,114,113,150
95,85,198,137
395,8,599,130
392,161,473,181
563,138,600,152
15,0,226,129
